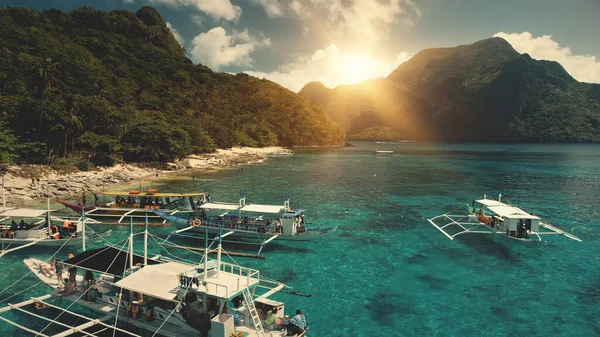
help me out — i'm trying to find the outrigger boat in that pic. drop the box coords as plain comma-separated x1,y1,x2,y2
375,150,394,155
427,194,582,242
2,217,309,337
0,203,110,257
267,149,294,157
155,193,336,255
57,188,206,225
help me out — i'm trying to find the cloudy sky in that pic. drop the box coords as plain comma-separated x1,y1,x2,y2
7,0,600,91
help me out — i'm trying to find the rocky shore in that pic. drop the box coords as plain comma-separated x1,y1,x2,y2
1,146,284,207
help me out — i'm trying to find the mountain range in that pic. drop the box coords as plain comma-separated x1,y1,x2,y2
300,38,600,142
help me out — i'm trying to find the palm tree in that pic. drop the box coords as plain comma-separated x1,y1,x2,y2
30,57,59,140
64,107,84,157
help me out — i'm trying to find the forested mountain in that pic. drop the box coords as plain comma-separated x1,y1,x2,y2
300,38,600,142
0,6,343,166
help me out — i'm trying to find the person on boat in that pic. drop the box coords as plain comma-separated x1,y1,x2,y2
66,252,77,290
19,219,26,229
286,309,307,336
264,307,280,331
51,224,59,239
10,220,18,230
40,262,54,277
115,195,121,205
54,258,63,286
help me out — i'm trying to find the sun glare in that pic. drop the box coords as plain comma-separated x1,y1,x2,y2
343,54,371,84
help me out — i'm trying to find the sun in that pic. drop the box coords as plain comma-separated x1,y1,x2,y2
343,54,371,84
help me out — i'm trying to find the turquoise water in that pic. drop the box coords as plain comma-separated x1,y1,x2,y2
1,142,600,336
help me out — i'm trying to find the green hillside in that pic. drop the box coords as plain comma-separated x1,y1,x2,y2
300,38,600,142
0,6,343,167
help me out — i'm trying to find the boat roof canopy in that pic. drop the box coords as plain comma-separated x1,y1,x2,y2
64,246,160,275
476,199,540,220
200,202,285,214
101,192,205,197
115,262,199,302
241,204,285,214
200,202,241,211
0,208,50,218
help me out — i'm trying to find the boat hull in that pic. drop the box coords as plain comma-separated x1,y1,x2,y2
181,225,337,242
154,209,337,242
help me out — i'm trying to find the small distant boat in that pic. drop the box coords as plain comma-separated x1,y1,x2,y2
375,150,394,155
57,189,206,225
427,194,582,242
267,149,294,157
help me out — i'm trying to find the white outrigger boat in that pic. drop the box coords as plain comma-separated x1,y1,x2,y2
57,189,206,225
0,204,110,257
375,150,394,155
155,193,336,255
267,149,294,157
1,220,309,337
427,194,582,242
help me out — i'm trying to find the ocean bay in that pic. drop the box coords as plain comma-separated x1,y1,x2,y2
1,142,599,336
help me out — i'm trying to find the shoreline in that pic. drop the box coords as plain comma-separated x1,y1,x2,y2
0,146,285,208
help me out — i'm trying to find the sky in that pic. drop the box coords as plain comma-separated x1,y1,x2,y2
5,0,600,92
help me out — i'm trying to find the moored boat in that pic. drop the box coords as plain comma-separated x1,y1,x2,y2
155,194,337,246
57,189,206,225
0,205,110,257
427,194,582,242
4,220,309,336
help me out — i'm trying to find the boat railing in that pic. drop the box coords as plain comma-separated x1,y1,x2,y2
219,261,260,288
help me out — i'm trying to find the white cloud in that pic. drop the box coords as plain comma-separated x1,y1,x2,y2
494,32,600,83
191,14,204,26
288,0,418,41
244,44,410,92
190,27,271,70
251,0,284,17
166,22,184,46
143,0,242,21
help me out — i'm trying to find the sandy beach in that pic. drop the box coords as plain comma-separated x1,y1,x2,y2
0,146,285,208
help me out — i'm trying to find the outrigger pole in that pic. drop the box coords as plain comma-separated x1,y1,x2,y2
129,216,134,271
144,213,148,266
203,224,208,283
82,205,86,252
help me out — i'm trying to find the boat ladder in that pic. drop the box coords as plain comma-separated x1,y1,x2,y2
241,287,266,337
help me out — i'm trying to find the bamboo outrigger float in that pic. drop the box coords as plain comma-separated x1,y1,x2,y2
427,194,582,242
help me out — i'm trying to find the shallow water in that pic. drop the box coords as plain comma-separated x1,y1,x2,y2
1,142,599,336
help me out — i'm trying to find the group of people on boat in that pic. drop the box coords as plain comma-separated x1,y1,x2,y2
114,195,163,208
1,220,33,238
263,307,307,335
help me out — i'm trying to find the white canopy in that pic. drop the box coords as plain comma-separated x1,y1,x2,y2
0,208,50,218
240,204,284,214
487,205,540,220
115,260,258,300
476,199,505,207
199,202,241,211
115,262,193,301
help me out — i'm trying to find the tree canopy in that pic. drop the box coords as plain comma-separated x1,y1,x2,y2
0,6,343,166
